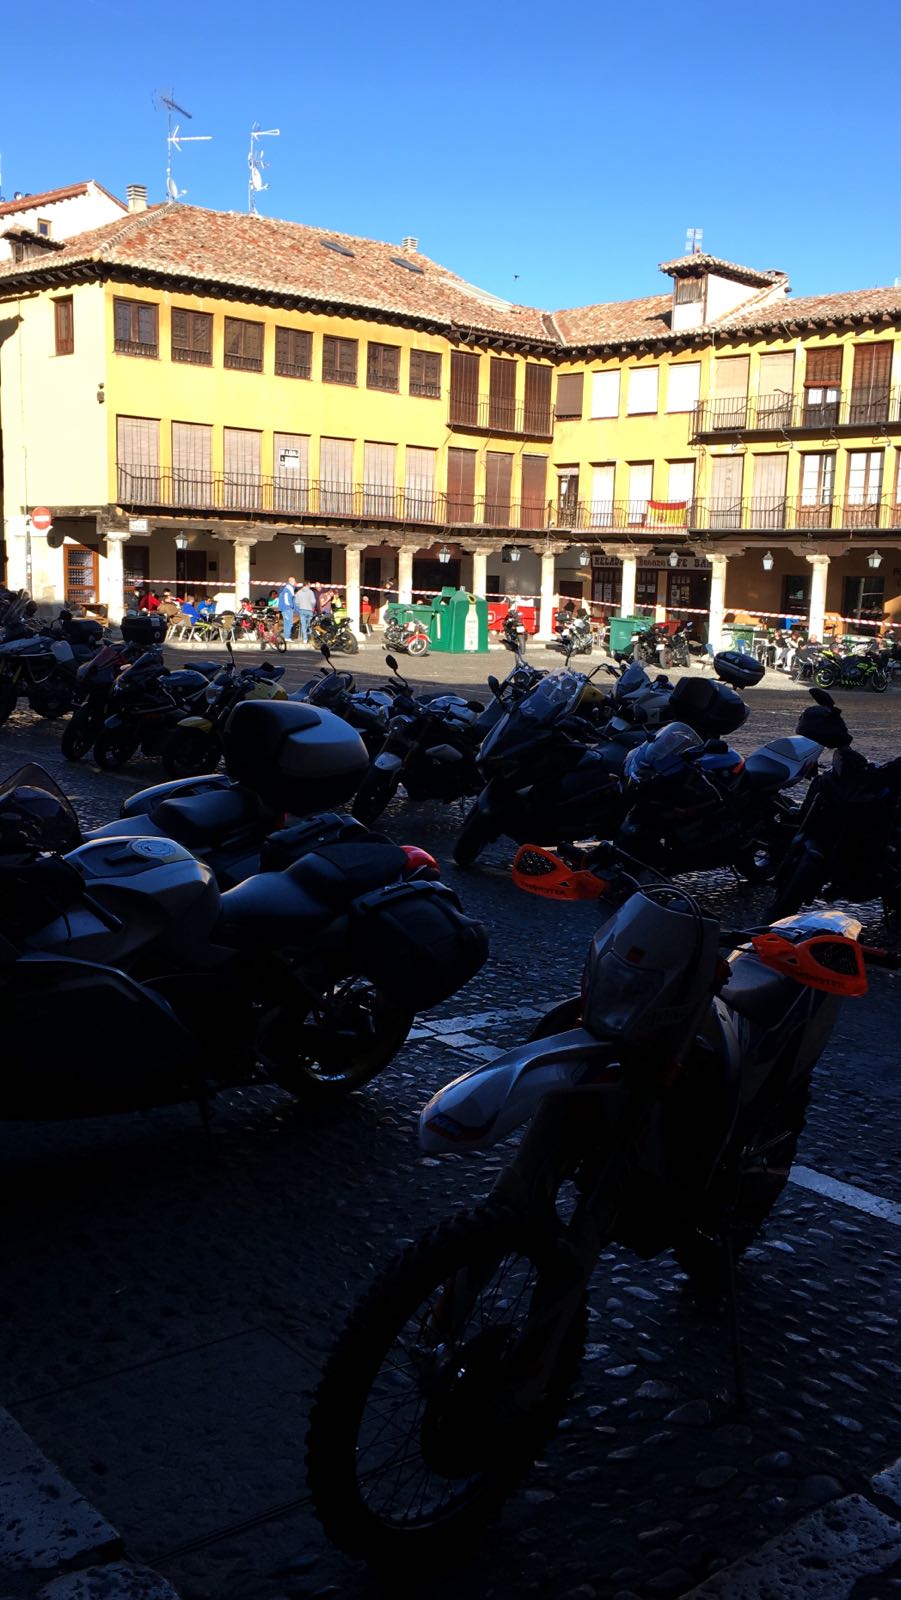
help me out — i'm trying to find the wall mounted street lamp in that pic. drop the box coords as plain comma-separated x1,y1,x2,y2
762,550,775,571
174,534,188,551
293,537,306,555
437,544,452,564
578,548,590,567
508,545,521,563
668,550,680,568
868,550,883,569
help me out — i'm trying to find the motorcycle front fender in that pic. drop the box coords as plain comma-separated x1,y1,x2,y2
176,716,214,732
103,713,126,731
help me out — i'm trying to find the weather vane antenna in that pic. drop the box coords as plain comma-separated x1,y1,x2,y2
684,226,704,256
154,89,212,202
248,122,280,214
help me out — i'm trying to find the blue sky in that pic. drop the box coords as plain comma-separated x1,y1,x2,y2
4,0,900,311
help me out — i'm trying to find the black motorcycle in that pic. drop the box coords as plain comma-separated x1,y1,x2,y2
61,639,143,761
814,648,889,693
161,655,287,779
767,688,901,920
291,648,394,758
92,650,220,771
0,602,104,724
501,608,528,654
310,614,360,656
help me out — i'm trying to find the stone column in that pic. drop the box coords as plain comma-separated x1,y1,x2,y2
537,550,558,641
397,546,414,605
232,538,257,607
619,553,637,618
104,531,131,627
342,541,368,637
707,553,729,652
806,552,830,644
465,545,495,600
3,514,28,591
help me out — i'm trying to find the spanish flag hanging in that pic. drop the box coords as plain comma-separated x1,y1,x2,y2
645,500,688,529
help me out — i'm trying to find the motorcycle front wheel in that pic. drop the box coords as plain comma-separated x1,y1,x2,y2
61,703,101,762
161,728,222,779
814,667,837,688
453,800,497,867
261,975,411,1101
93,725,141,771
306,1205,587,1563
406,634,429,657
335,630,360,656
870,670,889,693
352,765,401,824
0,677,18,727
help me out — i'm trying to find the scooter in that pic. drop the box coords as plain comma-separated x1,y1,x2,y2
306,841,893,1562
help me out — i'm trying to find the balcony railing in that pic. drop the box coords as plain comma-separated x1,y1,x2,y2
447,394,553,439
693,388,901,436
116,465,901,537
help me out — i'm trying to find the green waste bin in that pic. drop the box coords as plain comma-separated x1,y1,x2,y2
608,615,652,655
429,586,489,653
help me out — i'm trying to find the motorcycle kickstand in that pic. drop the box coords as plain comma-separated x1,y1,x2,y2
720,1230,749,1414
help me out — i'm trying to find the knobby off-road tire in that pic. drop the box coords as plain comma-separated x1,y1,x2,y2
673,1086,809,1298
306,1205,587,1564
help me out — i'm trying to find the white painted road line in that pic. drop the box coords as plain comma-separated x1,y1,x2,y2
681,1494,901,1598
789,1164,901,1228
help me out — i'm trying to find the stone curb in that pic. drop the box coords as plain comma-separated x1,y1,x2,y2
0,1411,180,1600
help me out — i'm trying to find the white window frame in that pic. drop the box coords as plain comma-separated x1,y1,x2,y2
590,369,620,419
666,362,701,414
627,366,659,416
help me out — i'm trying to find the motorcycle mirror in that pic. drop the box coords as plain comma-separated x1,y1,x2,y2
320,643,332,663
487,674,500,695
24,601,37,617
809,686,835,709
604,663,619,677
385,654,399,672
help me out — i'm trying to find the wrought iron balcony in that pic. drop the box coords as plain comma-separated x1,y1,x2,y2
447,394,554,439
692,388,901,437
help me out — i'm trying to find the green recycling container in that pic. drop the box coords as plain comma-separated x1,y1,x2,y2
429,587,489,653
385,601,433,630
608,615,652,655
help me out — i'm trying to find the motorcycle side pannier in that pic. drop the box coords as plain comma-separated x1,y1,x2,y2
120,613,168,645
348,881,489,1009
668,675,748,736
223,700,370,812
712,650,765,689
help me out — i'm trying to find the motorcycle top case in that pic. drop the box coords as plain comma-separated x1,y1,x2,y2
64,617,104,646
223,699,369,813
348,880,489,1010
712,650,765,690
668,674,748,736
120,613,168,646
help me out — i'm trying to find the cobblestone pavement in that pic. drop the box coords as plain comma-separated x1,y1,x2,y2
1,660,900,1600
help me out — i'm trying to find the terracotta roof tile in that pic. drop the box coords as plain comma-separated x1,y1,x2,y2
658,253,788,287
717,284,901,333
0,203,552,342
553,294,673,346
0,180,125,219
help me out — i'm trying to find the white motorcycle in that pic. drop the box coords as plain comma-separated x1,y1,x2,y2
307,845,889,1562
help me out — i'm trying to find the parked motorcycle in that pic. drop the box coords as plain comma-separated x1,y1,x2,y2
551,613,592,656
0,601,104,725
92,650,220,771
767,687,901,919
311,614,360,656
351,682,487,825
61,639,144,761
161,654,287,779
383,614,430,657
501,608,528,654
307,841,892,1560
291,648,393,758
814,647,889,692
0,748,488,1113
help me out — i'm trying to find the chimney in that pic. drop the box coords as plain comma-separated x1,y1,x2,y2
401,235,419,252
127,184,148,214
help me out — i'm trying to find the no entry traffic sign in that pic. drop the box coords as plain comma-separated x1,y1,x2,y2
30,507,52,532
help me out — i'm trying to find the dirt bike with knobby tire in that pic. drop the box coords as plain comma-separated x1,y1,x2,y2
308,844,888,1563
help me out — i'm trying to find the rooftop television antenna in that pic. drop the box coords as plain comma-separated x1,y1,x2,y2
248,123,280,214
154,90,212,202
684,227,704,256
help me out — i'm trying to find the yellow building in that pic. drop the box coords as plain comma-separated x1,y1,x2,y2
2,198,900,643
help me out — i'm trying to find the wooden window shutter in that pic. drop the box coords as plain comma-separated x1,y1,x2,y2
805,347,843,386
363,442,397,515
757,351,794,426
710,455,743,528
489,358,517,430
446,447,476,520
850,342,892,423
409,349,441,397
172,422,213,504
524,363,552,434
323,336,358,385
450,351,480,425
320,437,354,514
405,446,436,519
520,454,547,529
54,297,74,355
223,427,262,508
484,451,513,526
555,373,583,419
750,454,788,528
224,317,263,372
116,415,160,499
273,432,309,513
275,327,312,378
367,343,400,391
171,308,212,366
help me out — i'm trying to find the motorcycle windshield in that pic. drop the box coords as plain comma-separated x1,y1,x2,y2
479,671,587,760
0,763,83,851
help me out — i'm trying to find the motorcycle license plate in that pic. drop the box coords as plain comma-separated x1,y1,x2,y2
375,752,404,771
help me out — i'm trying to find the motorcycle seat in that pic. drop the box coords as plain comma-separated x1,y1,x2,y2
284,841,409,904
153,788,271,847
216,842,409,947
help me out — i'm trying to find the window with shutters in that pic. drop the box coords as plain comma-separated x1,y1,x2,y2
273,433,309,513
845,450,883,527
489,358,517,431
555,372,583,420
171,308,212,367
363,442,397,516
223,427,262,508
224,317,263,372
367,342,400,392
757,352,795,428
667,461,695,511
850,343,892,425
749,454,788,529
712,356,749,428
666,362,700,414
627,367,659,416
54,297,74,356
591,369,620,419
798,452,836,528
405,446,437,520
446,447,476,520
116,416,160,500
843,574,885,625
449,351,480,425
322,335,358,386
114,297,158,358
320,437,354,514
520,455,548,530
803,347,842,426
710,455,743,528
523,363,553,435
590,464,615,528
275,327,312,379
628,463,653,523
485,452,513,526
557,468,580,526
172,422,213,504
409,349,441,398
